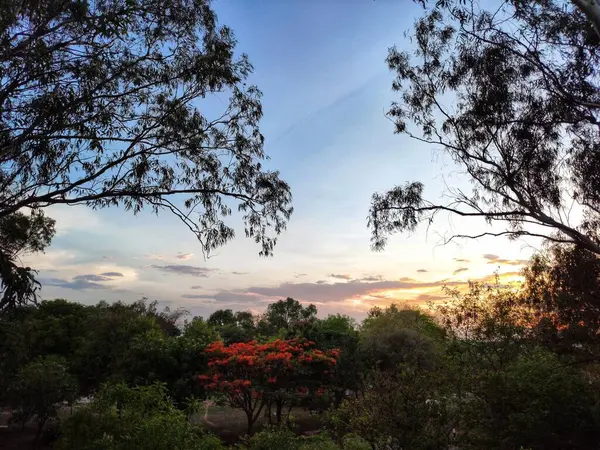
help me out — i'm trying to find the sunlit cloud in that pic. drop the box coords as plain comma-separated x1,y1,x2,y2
329,273,351,280
145,254,164,261
453,267,468,275
176,253,194,260
483,254,500,261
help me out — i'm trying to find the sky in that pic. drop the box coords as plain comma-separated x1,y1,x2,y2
23,0,540,320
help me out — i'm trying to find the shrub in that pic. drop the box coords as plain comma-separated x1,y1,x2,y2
55,383,224,450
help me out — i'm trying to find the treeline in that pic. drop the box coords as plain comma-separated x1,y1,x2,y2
2,244,600,449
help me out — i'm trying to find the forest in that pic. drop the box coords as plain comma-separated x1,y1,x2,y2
3,0,600,448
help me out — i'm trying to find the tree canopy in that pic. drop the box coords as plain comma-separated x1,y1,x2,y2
369,0,600,255
0,0,292,310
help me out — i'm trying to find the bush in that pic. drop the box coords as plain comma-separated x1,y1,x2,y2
341,434,371,450
7,355,78,437
55,383,224,450
242,427,340,450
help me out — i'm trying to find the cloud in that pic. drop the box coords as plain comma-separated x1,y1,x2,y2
417,269,428,273
487,258,529,266
100,272,124,277
145,254,164,260
176,253,194,260
453,268,469,275
181,294,216,300
329,274,351,280
415,293,449,303
359,275,382,282
483,254,528,266
190,285,203,290
101,256,111,260
316,280,327,284
231,271,249,275
227,278,464,304
295,273,308,278
73,274,112,282
454,258,471,263
40,277,108,290
150,264,217,277
187,292,265,305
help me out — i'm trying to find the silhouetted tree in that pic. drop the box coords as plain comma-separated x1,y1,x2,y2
369,0,600,255
523,244,600,358
258,297,317,336
0,0,292,311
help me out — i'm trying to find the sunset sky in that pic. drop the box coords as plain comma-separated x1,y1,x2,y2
23,0,539,319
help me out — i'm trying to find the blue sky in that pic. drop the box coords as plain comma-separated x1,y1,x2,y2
25,0,535,319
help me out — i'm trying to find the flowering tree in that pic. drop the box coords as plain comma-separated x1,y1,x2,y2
198,338,338,433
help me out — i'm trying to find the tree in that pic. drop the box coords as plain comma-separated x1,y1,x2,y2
417,0,600,41
258,298,318,336
208,309,236,328
55,382,225,450
305,315,362,407
522,244,600,358
71,301,165,394
360,304,445,372
368,0,600,255
433,280,600,449
0,0,293,310
207,309,256,343
7,356,78,444
331,365,456,450
199,338,338,433
0,211,55,312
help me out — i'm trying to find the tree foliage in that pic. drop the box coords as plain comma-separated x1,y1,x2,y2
369,0,600,255
7,355,78,439
55,383,224,450
523,244,600,358
0,0,292,310
199,338,338,433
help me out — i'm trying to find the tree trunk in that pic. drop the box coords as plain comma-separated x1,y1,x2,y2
275,399,283,423
266,400,273,425
246,410,254,435
334,389,344,408
33,418,45,449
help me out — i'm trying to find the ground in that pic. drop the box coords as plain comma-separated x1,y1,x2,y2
0,405,325,448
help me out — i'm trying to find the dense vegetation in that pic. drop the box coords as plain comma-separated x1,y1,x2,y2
2,248,600,449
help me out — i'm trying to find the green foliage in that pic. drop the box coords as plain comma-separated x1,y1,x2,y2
55,383,224,450
0,210,55,311
331,365,456,450
360,304,444,371
258,298,318,337
450,348,599,450
435,281,600,449
523,244,600,357
340,434,371,450
243,427,340,450
7,355,78,431
208,309,257,344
